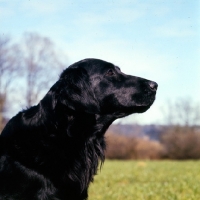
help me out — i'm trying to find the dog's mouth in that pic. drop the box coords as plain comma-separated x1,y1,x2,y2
133,105,151,113
132,94,156,113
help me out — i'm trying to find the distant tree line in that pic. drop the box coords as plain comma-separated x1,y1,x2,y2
160,98,200,159
0,32,67,131
106,98,200,160
106,126,200,160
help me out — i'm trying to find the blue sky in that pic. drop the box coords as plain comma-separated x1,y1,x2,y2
0,0,199,124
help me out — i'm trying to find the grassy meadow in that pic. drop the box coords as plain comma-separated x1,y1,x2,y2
89,160,200,200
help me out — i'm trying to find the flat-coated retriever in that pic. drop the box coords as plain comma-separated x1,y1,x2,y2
0,58,158,200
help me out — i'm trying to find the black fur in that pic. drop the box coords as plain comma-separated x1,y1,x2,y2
0,58,158,200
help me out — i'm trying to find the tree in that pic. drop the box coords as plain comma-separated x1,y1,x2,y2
162,97,200,127
0,32,67,132
175,98,200,127
21,32,66,107
160,97,200,159
0,36,21,131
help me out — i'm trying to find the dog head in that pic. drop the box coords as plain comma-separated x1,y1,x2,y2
56,58,158,118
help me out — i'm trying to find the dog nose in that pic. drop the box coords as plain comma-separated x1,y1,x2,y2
148,81,158,91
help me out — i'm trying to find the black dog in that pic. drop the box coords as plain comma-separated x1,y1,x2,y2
0,58,158,200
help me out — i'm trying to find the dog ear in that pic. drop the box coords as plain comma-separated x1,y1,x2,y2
58,67,100,114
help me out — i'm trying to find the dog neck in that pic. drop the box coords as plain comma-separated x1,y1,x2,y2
0,87,116,196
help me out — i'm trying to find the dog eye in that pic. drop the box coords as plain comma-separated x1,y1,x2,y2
106,69,115,76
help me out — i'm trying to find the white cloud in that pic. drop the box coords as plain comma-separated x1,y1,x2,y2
104,8,144,23
154,19,197,37
0,2,14,21
22,0,67,14
72,6,144,28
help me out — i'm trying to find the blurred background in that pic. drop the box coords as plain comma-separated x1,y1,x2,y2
0,0,200,160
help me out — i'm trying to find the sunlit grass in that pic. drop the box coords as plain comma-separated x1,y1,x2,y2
89,160,200,200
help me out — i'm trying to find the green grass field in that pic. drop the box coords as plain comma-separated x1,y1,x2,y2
89,160,200,200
